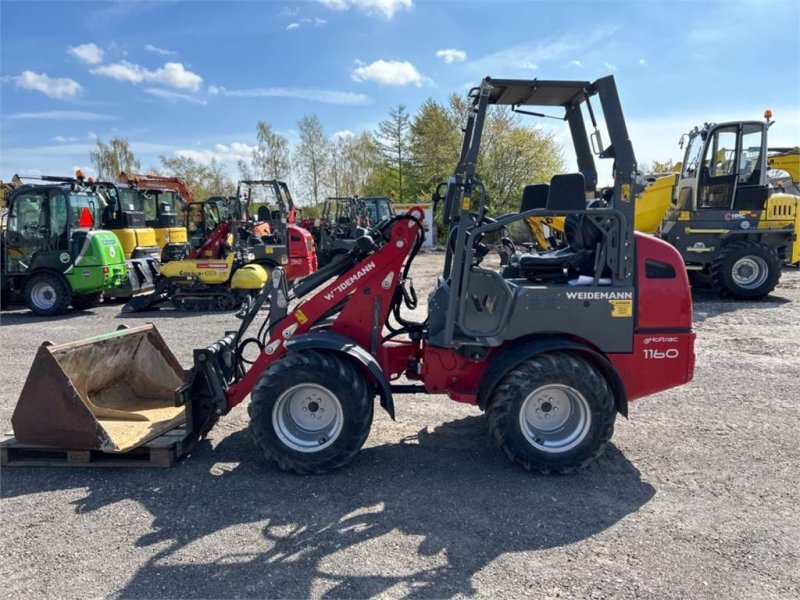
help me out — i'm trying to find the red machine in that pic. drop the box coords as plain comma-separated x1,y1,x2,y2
11,76,696,475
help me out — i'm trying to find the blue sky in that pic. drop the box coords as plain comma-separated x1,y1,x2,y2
1,0,799,188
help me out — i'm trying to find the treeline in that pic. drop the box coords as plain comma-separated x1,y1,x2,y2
89,93,565,217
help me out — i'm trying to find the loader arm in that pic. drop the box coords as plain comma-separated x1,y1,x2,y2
221,210,426,410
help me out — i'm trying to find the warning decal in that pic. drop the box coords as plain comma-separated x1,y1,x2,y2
609,299,633,317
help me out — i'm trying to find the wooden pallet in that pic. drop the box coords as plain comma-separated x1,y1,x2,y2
0,428,189,468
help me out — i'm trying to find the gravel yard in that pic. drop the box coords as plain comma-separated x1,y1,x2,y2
1,253,798,599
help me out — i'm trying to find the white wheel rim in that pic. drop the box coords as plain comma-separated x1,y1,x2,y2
30,282,58,310
731,256,768,290
519,384,591,453
272,383,343,453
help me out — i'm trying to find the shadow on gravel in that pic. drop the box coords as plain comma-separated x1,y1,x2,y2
1,416,655,599
0,310,102,326
691,288,791,323
114,310,241,319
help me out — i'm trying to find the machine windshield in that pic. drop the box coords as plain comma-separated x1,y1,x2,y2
69,194,101,228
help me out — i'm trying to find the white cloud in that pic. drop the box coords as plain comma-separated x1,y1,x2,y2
569,59,584,68
14,71,83,99
522,62,539,71
175,141,257,164
144,88,208,105
279,6,300,17
52,135,80,143
68,43,104,65
436,48,466,64
91,61,203,91
468,28,616,76
286,17,326,30
334,130,355,139
604,61,617,72
6,110,116,121
211,86,371,105
318,0,412,19
145,43,177,56
352,59,427,86
638,58,648,66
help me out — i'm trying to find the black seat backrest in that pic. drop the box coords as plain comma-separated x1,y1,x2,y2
520,184,548,212
546,173,586,211
257,206,269,221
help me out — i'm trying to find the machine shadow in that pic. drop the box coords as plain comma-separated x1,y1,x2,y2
0,309,101,325
2,416,655,599
691,288,791,322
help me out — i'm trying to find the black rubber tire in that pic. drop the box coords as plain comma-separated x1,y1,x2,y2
486,352,616,474
710,241,781,300
71,292,102,310
688,269,712,289
248,350,374,474
0,289,14,310
23,272,72,316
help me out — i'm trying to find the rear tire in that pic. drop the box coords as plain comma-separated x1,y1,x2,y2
24,272,72,316
249,351,374,474
71,292,102,310
710,241,781,300
486,352,616,474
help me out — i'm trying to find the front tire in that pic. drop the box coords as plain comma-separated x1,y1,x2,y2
710,241,781,300
486,352,616,474
249,351,374,474
24,272,72,316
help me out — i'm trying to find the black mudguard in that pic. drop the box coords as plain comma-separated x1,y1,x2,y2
284,332,395,419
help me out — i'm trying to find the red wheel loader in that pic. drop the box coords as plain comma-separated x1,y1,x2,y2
11,75,695,473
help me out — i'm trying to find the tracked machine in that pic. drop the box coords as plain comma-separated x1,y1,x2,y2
11,75,696,474
122,197,267,312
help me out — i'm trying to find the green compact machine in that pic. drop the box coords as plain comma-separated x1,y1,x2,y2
1,174,127,315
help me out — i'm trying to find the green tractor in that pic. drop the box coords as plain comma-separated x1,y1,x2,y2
0,175,127,315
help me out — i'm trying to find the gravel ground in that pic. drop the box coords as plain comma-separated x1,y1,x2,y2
1,253,799,600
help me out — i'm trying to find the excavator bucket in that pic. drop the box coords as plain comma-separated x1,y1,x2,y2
11,324,186,452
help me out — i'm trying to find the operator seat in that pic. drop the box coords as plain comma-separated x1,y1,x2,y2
516,173,602,280
520,183,549,212
257,206,270,222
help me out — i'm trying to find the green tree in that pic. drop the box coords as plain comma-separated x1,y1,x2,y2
648,159,679,174
89,137,141,180
295,115,331,203
410,97,462,198
251,121,291,180
333,132,383,197
158,155,234,200
377,104,414,201
476,105,564,215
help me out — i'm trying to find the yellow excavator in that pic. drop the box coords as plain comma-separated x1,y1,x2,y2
767,147,800,194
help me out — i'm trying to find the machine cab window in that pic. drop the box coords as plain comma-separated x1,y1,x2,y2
738,123,765,186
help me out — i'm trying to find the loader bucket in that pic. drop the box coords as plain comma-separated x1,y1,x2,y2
11,324,186,452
